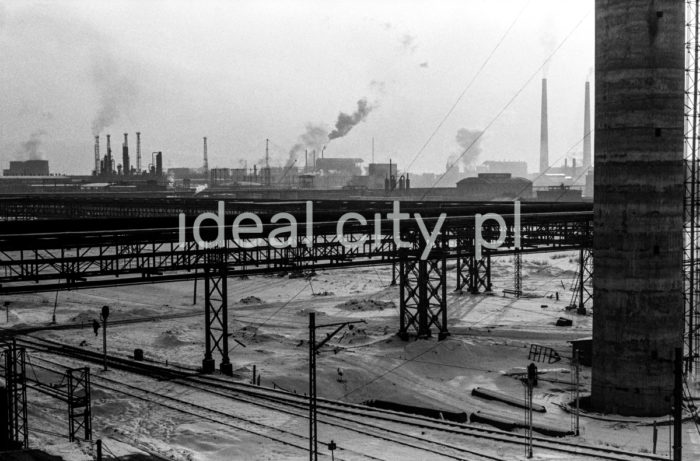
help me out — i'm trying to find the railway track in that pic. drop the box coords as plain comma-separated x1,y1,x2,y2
14,335,666,461
27,354,499,461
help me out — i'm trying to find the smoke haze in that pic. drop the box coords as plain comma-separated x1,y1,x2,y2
91,49,139,135
17,130,46,160
287,124,329,166
455,128,484,166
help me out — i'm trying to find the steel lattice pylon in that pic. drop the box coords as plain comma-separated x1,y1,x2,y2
3,342,28,449
455,254,492,294
67,367,91,442
398,249,449,340
202,249,232,375
569,248,593,314
685,0,700,375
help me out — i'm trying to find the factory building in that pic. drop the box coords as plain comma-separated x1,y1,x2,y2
456,173,531,201
3,160,50,176
480,160,528,178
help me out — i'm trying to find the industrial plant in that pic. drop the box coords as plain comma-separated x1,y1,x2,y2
0,1,699,461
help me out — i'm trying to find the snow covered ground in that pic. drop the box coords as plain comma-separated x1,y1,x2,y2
3,251,700,460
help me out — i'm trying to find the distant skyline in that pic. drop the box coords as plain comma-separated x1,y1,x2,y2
0,0,593,176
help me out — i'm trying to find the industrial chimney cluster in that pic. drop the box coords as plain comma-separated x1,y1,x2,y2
93,132,162,177
539,78,593,174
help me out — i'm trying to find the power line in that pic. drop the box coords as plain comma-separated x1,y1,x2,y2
421,10,591,199
404,0,532,173
229,281,310,351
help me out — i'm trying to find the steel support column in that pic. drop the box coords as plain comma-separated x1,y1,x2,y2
398,250,448,340
570,248,593,314
456,255,492,294
3,342,27,449
67,367,92,442
514,250,522,297
202,251,232,375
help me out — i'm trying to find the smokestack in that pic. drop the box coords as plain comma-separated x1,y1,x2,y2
106,134,112,175
583,80,591,169
155,151,162,176
203,137,208,175
136,132,142,173
94,136,100,175
122,133,130,176
540,78,549,173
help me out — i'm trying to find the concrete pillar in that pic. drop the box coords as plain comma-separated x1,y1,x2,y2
592,0,685,415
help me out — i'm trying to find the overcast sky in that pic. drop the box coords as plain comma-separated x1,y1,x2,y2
0,0,593,175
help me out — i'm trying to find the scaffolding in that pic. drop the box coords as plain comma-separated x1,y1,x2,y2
685,0,700,375
2,341,28,450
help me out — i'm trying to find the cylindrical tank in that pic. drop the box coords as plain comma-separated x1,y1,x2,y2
592,0,685,415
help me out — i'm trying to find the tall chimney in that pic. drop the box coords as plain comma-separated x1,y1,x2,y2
583,80,592,169
540,78,549,173
122,133,130,175
106,134,112,175
136,132,142,173
203,137,208,175
94,136,100,175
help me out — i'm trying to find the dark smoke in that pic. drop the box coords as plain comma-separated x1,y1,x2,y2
328,99,373,140
91,49,138,135
287,124,329,166
17,130,46,160
455,128,484,166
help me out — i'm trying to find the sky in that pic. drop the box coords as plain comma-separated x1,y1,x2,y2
0,0,594,175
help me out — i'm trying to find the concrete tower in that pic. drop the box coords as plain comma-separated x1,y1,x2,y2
592,0,685,415
94,136,100,175
203,137,208,176
136,132,142,173
583,81,592,169
122,133,130,175
540,78,549,173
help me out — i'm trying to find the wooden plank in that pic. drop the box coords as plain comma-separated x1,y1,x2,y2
471,387,547,413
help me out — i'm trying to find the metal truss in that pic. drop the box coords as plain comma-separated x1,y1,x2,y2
513,250,522,297
0,196,592,222
3,342,28,449
0,211,593,294
398,250,449,340
528,344,561,364
203,250,232,375
569,248,593,314
67,367,91,442
455,255,492,294
685,0,700,374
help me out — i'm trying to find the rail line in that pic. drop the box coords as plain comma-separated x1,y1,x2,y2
27,354,499,461
15,335,666,461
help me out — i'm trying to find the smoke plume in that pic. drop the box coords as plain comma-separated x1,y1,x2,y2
17,130,46,160
400,34,418,53
455,128,484,166
91,49,139,135
287,124,329,166
328,99,374,140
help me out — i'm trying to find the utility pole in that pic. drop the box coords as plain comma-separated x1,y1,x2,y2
673,347,682,461
265,138,270,186
525,362,537,459
101,305,109,371
308,313,366,461
573,350,580,436
309,312,317,461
